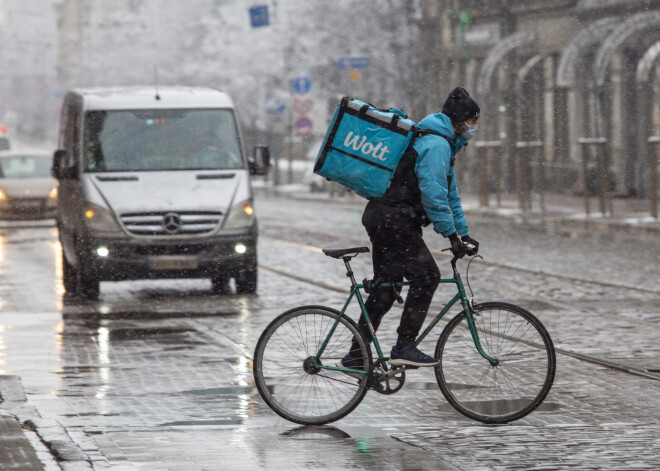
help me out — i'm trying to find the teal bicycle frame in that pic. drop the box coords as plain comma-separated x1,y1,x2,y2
314,255,498,379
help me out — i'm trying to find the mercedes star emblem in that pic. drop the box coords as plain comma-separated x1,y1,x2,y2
163,212,182,234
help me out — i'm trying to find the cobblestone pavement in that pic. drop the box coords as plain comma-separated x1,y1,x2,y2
0,191,658,470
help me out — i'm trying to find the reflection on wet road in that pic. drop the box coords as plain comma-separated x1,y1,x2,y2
0,193,658,469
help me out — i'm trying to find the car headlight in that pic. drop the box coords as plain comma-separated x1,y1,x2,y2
49,187,58,199
0,189,6,201
84,203,123,234
223,199,255,229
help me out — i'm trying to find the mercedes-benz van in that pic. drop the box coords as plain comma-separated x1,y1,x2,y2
52,87,270,300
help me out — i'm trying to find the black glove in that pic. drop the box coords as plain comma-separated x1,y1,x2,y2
448,233,466,258
462,235,479,256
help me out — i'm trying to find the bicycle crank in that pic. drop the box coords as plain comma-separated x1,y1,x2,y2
372,364,406,395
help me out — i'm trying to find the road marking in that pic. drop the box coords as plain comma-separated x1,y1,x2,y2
266,238,324,253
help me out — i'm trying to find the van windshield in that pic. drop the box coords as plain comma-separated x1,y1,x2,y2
83,109,244,172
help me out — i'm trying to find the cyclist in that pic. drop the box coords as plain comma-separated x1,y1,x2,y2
342,87,481,369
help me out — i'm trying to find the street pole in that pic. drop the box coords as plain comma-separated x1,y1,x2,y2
649,136,660,219
580,141,590,216
475,140,502,207
578,137,608,217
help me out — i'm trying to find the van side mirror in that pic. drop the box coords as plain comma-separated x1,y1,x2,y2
51,150,65,179
249,146,271,176
52,149,78,180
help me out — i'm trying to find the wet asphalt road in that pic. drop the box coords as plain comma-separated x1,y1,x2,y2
0,191,659,470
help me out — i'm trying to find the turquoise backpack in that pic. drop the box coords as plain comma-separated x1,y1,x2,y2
313,97,418,199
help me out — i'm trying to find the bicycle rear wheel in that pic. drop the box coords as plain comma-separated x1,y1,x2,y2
253,305,371,425
435,302,555,424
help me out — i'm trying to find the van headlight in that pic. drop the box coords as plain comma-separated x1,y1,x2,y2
84,203,122,234
223,199,255,229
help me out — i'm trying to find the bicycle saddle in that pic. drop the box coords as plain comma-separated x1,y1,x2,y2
322,247,370,259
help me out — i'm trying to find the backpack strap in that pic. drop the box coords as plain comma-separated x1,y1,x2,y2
414,129,455,167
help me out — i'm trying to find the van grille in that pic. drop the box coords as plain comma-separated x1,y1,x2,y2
120,211,223,236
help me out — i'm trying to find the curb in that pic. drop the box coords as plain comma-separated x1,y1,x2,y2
0,375,93,470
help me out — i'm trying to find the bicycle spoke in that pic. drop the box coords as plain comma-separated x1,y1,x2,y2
254,307,370,425
436,303,555,423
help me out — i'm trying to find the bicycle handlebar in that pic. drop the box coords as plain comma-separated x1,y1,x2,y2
442,241,478,271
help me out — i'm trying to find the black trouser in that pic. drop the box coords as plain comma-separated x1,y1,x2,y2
358,221,441,346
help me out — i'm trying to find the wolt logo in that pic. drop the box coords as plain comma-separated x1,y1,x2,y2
344,132,390,161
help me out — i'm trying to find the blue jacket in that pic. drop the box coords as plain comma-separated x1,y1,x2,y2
413,113,469,237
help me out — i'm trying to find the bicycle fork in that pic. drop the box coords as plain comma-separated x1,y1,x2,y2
416,271,499,367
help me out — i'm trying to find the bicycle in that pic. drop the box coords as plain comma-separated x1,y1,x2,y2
253,246,556,425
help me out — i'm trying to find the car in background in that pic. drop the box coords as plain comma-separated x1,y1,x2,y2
0,149,57,219
0,137,10,151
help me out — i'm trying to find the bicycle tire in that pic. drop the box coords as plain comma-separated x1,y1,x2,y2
253,305,372,425
434,301,556,424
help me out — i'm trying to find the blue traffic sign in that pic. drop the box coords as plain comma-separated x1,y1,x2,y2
338,56,371,69
294,116,313,135
292,76,312,95
266,96,286,115
249,5,270,28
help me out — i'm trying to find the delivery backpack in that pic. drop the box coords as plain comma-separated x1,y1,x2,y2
314,96,443,199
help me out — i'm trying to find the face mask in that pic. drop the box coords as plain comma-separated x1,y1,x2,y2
460,123,478,141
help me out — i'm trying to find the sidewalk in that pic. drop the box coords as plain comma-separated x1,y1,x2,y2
257,181,660,236
0,376,46,470
0,375,90,470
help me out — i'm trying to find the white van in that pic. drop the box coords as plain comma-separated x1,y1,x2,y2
52,87,270,300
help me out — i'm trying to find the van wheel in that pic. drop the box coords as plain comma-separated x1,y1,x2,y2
79,274,100,300
211,275,230,294
77,258,100,300
235,268,257,294
62,252,78,297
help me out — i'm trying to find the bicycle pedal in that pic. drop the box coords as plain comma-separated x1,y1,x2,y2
386,359,418,371
368,378,385,393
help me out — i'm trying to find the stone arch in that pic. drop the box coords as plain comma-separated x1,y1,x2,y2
636,41,660,84
516,54,546,142
592,11,660,195
474,30,536,201
594,10,660,87
636,41,660,198
476,31,536,97
556,17,618,88
554,18,620,170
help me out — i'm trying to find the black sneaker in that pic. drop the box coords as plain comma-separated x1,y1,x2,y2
389,343,440,367
336,351,366,380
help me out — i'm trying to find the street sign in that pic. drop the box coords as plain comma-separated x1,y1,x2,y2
293,97,313,115
266,96,286,115
294,116,313,135
292,76,312,95
249,5,270,28
338,56,371,69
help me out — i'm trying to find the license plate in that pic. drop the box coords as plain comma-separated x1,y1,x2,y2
149,256,199,270
13,199,42,209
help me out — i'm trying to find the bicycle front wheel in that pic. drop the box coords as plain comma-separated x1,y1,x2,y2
435,302,555,424
253,305,371,425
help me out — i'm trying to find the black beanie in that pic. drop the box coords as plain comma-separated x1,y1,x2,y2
442,87,480,123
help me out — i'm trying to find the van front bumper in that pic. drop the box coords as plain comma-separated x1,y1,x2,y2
81,229,257,281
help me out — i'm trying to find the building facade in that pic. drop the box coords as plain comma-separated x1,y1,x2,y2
0,0,58,143
419,0,660,205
